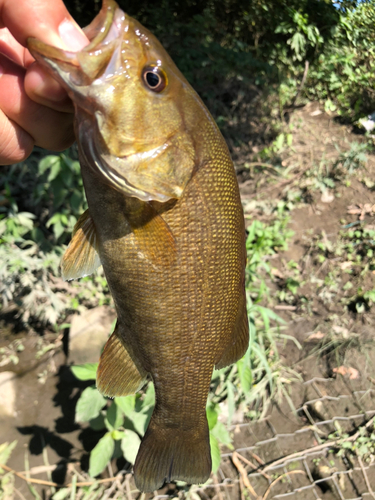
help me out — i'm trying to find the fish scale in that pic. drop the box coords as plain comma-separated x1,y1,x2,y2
28,0,248,492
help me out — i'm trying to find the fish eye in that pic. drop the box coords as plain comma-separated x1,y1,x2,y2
142,65,167,92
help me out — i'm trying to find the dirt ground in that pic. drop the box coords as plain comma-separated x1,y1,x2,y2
1,102,375,499
229,103,375,499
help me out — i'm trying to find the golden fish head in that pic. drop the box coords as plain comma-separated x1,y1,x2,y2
28,0,201,202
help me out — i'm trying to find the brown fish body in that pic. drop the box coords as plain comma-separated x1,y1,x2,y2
28,1,248,491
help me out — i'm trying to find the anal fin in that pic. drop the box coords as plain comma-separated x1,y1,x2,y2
61,209,101,281
215,292,249,369
97,322,147,397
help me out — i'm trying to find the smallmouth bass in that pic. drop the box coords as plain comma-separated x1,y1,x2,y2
28,0,249,491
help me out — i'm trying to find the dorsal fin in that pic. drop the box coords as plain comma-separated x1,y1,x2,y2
61,209,101,281
97,322,147,397
129,203,178,267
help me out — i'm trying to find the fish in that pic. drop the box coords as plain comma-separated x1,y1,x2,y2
28,0,249,492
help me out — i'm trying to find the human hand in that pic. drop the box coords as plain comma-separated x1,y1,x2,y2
0,0,89,165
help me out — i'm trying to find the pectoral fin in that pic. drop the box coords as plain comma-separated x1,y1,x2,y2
215,292,249,369
61,209,101,281
97,323,147,397
130,203,178,267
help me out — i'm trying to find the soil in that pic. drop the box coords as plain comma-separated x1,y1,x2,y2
232,102,375,499
1,102,375,499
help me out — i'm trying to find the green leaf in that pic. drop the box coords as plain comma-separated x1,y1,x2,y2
206,404,218,431
237,346,252,393
75,387,107,423
89,433,115,477
89,414,106,431
53,220,65,240
38,155,59,175
105,401,124,431
0,441,17,472
46,213,60,228
121,430,141,464
71,363,98,381
47,158,62,182
115,395,136,415
251,343,273,391
142,383,155,408
125,409,152,436
226,381,235,426
209,434,221,473
211,422,233,449
52,488,70,500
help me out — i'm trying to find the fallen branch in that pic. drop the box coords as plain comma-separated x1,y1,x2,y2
232,452,259,499
0,463,122,488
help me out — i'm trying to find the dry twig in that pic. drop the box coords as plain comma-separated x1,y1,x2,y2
262,416,375,473
262,471,306,500
234,452,270,480
232,452,259,499
213,473,224,500
257,167,309,196
0,463,123,488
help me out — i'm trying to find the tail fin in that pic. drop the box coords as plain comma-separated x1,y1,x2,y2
133,416,212,492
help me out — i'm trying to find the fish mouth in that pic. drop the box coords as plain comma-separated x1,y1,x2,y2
27,0,127,111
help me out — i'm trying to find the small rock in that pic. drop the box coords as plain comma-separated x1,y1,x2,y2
321,191,334,203
0,372,17,417
340,261,352,270
332,325,349,338
69,306,116,364
305,331,325,342
333,366,360,380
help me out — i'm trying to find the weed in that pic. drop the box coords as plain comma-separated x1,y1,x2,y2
0,150,110,327
0,339,24,367
332,142,368,176
301,140,370,197
246,215,294,301
329,419,375,464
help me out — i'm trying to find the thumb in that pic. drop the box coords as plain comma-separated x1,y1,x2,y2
0,0,88,56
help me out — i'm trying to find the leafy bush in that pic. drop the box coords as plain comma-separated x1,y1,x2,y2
0,149,110,327
305,3,375,118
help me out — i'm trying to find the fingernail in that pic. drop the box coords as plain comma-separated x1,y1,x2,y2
58,19,89,51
